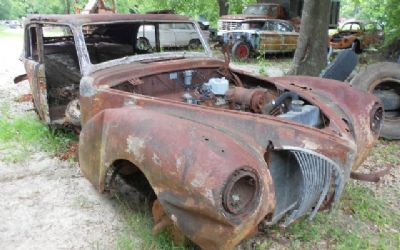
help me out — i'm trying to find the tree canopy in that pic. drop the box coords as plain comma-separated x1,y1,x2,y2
341,0,400,44
1,0,256,25
1,0,398,45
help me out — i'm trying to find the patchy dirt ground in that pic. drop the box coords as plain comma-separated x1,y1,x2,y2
0,29,130,250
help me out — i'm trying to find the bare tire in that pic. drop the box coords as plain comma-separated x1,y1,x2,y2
232,41,250,61
188,39,201,50
137,37,151,51
351,62,400,139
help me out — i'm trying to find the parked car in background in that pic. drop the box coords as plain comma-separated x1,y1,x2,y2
222,19,298,60
329,20,384,53
217,0,341,38
16,13,382,250
137,22,203,50
218,3,287,36
3,20,21,29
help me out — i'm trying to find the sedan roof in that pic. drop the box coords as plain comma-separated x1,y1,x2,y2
26,14,192,26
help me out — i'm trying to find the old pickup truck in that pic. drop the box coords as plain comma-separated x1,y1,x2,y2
16,14,382,249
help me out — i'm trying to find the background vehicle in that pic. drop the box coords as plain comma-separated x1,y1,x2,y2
222,19,298,60
17,14,381,250
218,3,286,36
137,23,203,50
329,20,384,54
218,0,340,36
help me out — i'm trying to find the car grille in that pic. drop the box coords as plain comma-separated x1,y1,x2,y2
265,147,345,227
218,21,241,31
282,148,344,226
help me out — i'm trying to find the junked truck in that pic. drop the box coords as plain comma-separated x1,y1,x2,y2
16,14,382,249
218,0,341,36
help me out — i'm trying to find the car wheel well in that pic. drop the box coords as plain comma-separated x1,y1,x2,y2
106,159,156,201
188,39,201,49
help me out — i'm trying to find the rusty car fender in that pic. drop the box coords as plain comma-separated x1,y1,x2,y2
79,106,275,250
272,76,382,170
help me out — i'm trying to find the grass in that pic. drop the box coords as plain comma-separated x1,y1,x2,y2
0,26,23,38
254,180,400,250
369,139,400,166
0,102,77,162
115,194,191,250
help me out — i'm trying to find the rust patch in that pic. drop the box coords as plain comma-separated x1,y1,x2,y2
14,94,33,103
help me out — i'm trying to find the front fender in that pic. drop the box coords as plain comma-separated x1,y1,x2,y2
79,106,275,250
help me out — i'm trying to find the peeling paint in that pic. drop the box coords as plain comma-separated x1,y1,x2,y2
126,136,145,163
152,153,161,166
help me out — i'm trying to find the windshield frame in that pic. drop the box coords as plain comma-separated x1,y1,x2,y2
77,20,212,76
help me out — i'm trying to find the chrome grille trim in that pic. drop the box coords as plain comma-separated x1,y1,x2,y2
281,147,344,227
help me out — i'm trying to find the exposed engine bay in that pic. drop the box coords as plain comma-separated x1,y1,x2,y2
112,68,328,128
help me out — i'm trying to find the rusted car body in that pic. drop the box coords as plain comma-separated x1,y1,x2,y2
18,14,382,250
329,20,383,53
217,4,286,36
222,19,298,59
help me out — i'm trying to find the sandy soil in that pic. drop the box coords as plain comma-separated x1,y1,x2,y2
0,29,127,250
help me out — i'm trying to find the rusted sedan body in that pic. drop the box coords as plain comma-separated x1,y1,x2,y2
329,20,383,53
18,14,382,250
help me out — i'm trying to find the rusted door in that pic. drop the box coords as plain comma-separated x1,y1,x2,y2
23,24,50,123
259,32,297,52
363,23,384,48
259,20,297,52
260,32,282,52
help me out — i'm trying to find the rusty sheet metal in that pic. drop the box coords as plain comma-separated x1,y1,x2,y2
83,58,381,171
78,61,380,249
79,105,276,249
13,73,28,84
21,15,382,250
351,166,391,182
24,60,51,123
270,76,382,171
259,32,298,52
78,89,349,249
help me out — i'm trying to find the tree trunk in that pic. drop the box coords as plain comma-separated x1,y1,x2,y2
289,0,330,76
218,0,229,16
64,0,70,14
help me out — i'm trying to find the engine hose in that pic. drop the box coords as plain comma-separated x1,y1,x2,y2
262,91,299,114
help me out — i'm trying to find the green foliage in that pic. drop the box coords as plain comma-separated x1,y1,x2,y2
2,0,257,28
0,0,12,19
0,103,76,162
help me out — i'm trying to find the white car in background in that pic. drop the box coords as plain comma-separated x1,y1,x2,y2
137,23,203,50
